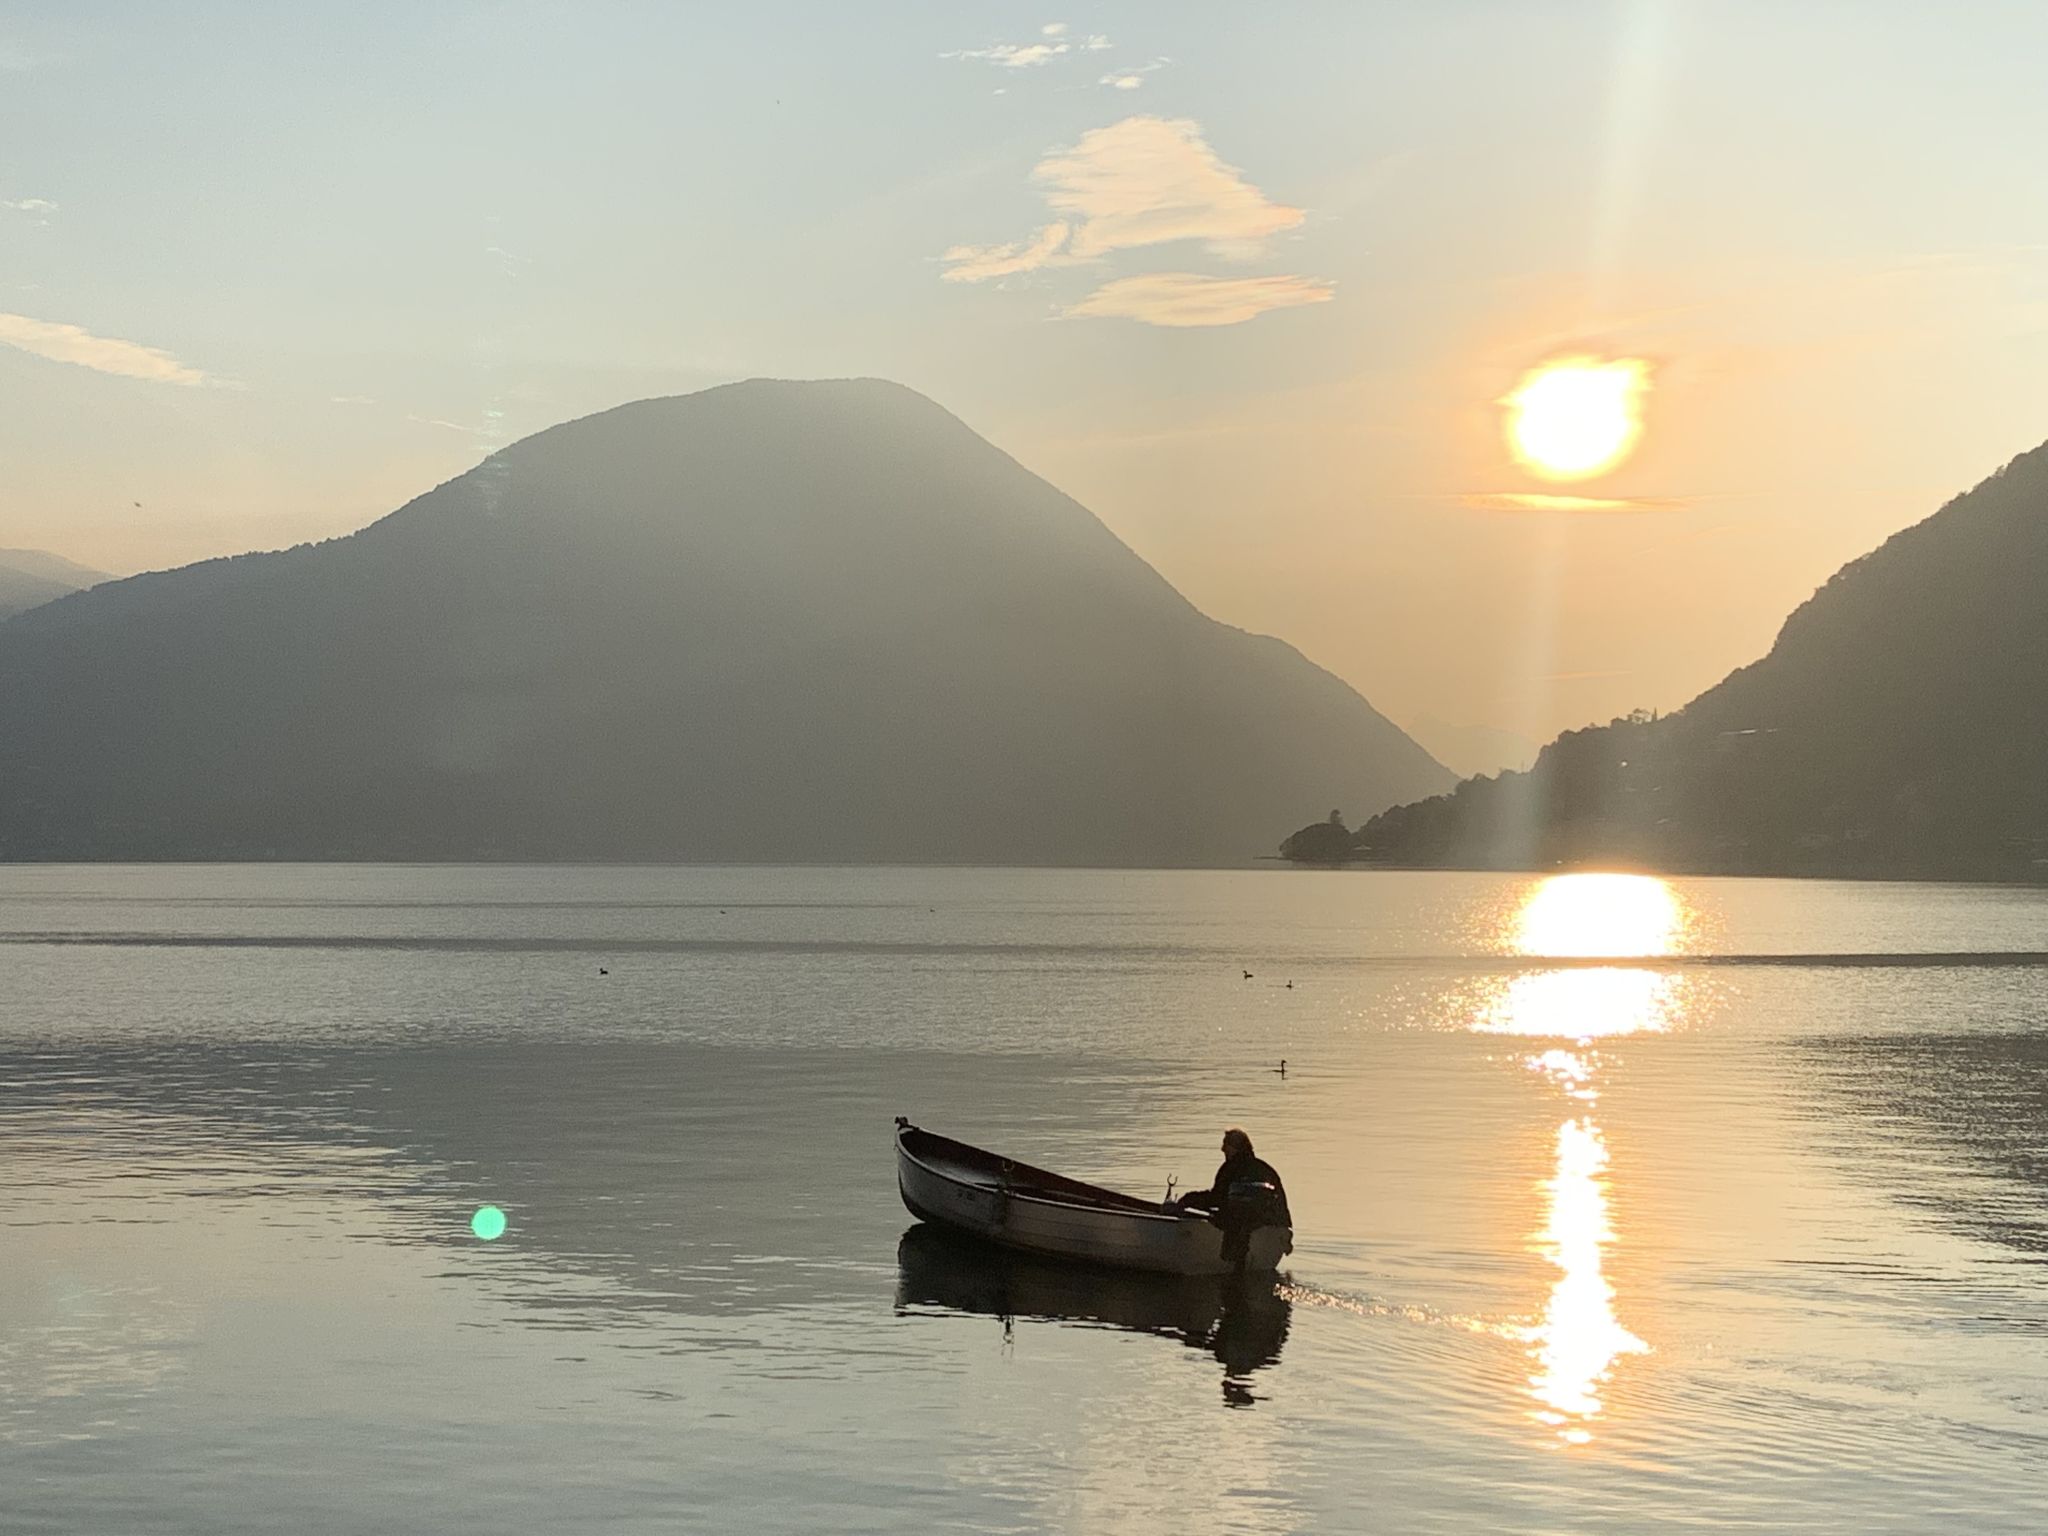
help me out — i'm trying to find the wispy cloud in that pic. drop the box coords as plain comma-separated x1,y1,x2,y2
942,26,1111,71
3,197,56,217
947,41,1063,68
407,414,488,435
1066,272,1333,327
0,313,206,385
483,244,532,278
941,222,1073,284
942,116,1306,282
1458,492,1687,513
1100,59,1169,91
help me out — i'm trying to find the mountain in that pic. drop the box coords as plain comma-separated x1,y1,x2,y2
0,549,109,621
1361,440,2048,880
0,378,1450,863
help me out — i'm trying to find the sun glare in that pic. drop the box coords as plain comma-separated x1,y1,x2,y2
1503,356,1649,481
1514,873,1682,959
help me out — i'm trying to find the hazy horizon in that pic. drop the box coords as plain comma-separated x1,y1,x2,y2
5,1,2047,750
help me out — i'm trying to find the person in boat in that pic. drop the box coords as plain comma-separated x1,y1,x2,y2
1173,1126,1292,1268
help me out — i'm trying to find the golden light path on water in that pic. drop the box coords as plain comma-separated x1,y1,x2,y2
1473,872,1689,1447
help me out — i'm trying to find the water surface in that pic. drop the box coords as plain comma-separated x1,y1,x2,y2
4,866,2046,1533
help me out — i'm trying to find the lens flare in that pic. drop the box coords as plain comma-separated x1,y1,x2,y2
1503,356,1649,481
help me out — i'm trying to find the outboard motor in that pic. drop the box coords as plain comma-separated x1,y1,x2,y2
1223,1178,1287,1231
1215,1178,1289,1267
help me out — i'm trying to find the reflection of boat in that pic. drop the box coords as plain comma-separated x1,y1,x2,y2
895,1120,1292,1276
895,1224,1290,1398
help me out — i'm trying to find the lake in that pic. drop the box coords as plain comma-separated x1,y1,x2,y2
4,864,2047,1533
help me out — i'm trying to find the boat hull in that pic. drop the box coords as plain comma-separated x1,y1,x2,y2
895,1122,1291,1277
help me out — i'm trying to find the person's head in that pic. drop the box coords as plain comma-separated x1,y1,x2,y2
1221,1126,1254,1161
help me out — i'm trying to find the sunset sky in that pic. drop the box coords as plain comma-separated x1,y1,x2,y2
5,1,2046,763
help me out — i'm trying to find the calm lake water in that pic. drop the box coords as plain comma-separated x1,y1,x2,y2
4,865,2047,1533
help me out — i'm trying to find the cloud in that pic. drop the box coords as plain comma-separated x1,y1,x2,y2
1099,58,1168,90
483,244,531,277
942,116,1306,283
942,24,1106,69
1065,272,1333,327
3,197,56,216
944,41,1067,68
1458,492,1687,513
1040,117,1304,261
0,313,206,384
940,222,1072,284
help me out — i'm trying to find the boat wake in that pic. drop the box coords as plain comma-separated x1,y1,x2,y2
1276,1279,1522,1340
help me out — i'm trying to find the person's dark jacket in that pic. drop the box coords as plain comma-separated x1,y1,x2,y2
1181,1153,1292,1227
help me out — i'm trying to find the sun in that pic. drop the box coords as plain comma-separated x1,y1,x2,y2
1503,356,1650,481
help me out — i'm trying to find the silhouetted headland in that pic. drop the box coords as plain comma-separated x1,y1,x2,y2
1344,440,2048,881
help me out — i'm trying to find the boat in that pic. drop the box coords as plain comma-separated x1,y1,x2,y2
894,1118,1293,1277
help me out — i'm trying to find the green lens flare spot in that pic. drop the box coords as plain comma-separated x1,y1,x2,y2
470,1205,508,1241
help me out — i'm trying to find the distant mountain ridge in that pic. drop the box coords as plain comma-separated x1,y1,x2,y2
1360,440,2048,880
1402,715,1538,780
0,549,109,621
0,378,1450,863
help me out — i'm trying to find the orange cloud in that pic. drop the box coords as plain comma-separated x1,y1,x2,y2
940,222,1072,283
1459,492,1686,513
1066,272,1333,327
0,313,205,385
942,116,1306,282
1038,116,1304,262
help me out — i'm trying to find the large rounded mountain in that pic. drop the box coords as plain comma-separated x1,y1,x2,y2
0,379,1449,863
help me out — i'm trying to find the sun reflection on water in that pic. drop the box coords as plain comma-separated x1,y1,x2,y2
1477,966,1680,1041
1512,871,1686,959
1477,872,1688,1042
1476,873,1690,1447
1525,1117,1645,1444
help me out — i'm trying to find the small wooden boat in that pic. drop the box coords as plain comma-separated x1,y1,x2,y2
894,1118,1292,1277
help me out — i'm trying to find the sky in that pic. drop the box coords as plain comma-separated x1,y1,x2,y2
4,1,2046,768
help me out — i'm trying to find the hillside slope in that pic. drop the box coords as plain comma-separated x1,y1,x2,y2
0,379,1449,863
0,549,108,621
1360,441,2048,879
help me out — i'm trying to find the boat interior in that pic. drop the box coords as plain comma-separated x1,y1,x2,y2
898,1123,1167,1214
